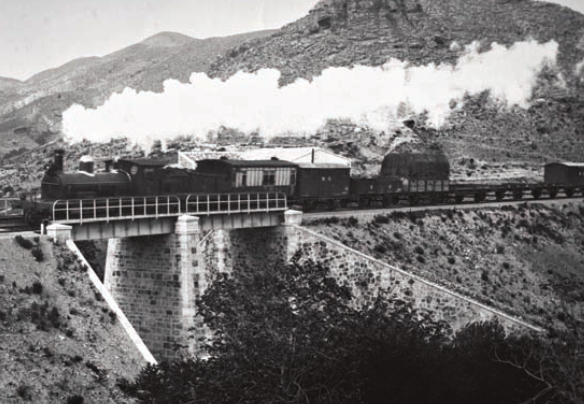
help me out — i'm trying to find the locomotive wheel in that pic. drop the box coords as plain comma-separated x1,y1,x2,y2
392,196,400,205
24,211,41,227
340,199,349,208
326,199,336,211
302,200,314,212
532,189,542,200
359,198,370,208
408,195,420,206
513,190,523,201
382,196,391,207
455,195,464,204
549,188,558,199
495,191,505,202
565,188,574,198
473,193,486,203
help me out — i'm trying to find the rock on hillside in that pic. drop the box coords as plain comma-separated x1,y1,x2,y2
207,0,584,170
0,235,145,403
0,29,276,154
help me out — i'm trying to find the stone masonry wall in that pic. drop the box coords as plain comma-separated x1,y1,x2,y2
212,223,540,334
283,225,541,333
104,215,201,360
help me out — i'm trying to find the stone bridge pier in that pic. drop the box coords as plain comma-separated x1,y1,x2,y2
104,215,204,359
104,212,301,360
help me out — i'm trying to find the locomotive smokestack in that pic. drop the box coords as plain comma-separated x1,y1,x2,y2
53,149,65,172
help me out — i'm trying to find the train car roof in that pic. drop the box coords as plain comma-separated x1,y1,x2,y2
296,162,350,169
545,162,584,168
197,159,298,168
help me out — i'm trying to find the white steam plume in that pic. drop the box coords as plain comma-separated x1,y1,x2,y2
62,40,558,150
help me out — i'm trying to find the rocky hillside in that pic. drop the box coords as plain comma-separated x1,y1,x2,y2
305,200,584,330
0,30,276,155
206,0,584,173
0,235,145,403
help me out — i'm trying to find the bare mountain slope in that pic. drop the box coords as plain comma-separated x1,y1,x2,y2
206,0,584,171
0,29,276,153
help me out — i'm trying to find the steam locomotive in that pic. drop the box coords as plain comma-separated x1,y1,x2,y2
21,149,584,225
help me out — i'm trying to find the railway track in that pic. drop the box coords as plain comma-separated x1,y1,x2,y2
0,215,33,233
303,195,584,220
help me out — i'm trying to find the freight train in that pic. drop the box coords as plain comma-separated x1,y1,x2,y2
21,149,584,225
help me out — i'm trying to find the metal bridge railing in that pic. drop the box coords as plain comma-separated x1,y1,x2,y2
50,193,288,224
52,196,182,224
185,192,288,216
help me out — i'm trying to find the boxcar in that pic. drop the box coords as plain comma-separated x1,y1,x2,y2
380,153,450,180
294,163,351,200
544,162,584,186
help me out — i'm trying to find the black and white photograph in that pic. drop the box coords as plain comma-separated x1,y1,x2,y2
1,0,584,402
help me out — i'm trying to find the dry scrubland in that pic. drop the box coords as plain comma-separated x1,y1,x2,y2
0,235,144,403
305,201,584,328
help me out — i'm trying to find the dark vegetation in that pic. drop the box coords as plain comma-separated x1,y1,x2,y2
14,235,44,262
122,255,584,404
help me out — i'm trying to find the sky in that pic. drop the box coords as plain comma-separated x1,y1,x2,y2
0,0,319,80
0,0,581,81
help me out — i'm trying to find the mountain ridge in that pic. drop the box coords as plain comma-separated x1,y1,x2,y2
0,29,276,154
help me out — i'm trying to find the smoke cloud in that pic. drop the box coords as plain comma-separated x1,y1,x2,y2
62,40,558,150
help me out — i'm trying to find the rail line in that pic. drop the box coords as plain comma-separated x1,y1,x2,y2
0,215,33,233
303,195,584,220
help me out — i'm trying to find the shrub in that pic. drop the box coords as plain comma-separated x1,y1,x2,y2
416,255,426,264
14,235,33,249
374,244,387,254
346,216,359,227
31,246,44,262
67,395,84,404
414,246,425,255
373,214,390,224
481,271,489,282
31,281,43,295
16,384,32,401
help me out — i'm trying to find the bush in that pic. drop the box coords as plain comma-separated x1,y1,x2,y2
125,256,552,404
21,301,60,330
373,214,390,224
31,281,43,295
14,235,33,249
374,244,387,254
346,216,359,227
31,246,44,262
67,395,84,404
16,384,32,401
